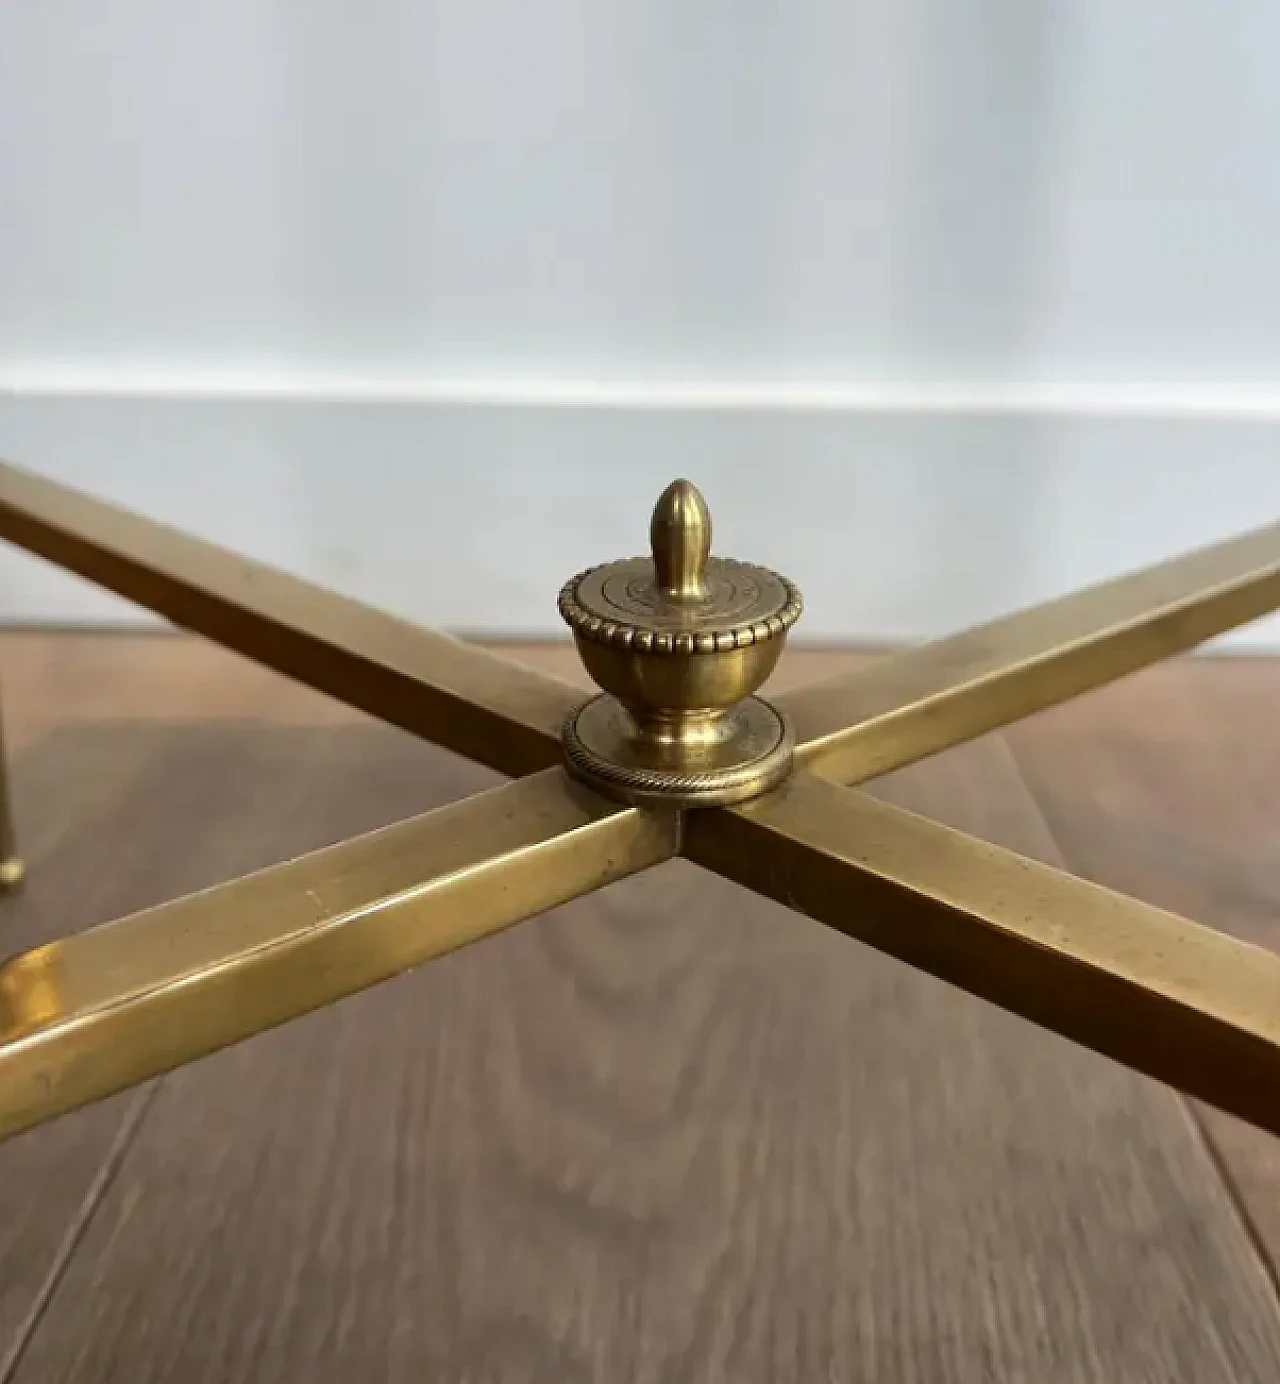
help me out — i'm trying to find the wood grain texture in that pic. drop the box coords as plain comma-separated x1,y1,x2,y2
0,631,871,755
1004,657,1280,1299
0,730,161,1373
0,718,484,1384
2,711,1278,1382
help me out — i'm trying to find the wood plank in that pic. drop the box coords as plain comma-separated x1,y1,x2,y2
7,719,1280,1382
0,718,478,1381
1005,656,1280,1292
0,728,163,1374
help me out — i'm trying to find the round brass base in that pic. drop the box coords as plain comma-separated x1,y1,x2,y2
562,694,794,809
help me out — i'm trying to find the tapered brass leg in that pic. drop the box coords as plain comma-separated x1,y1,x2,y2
0,688,21,894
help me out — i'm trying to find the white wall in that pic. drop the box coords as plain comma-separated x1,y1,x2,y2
1,1,1278,644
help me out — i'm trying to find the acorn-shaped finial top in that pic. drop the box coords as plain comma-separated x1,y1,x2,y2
557,477,801,656
650,478,711,602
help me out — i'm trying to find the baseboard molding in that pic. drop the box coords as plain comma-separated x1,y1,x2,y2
5,369,1280,422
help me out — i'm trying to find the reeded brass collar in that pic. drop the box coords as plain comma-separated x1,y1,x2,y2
559,479,803,808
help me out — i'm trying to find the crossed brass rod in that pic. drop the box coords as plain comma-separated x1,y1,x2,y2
0,459,1279,1142
0,769,677,1140
0,461,578,777
778,518,1280,785
686,773,1280,1137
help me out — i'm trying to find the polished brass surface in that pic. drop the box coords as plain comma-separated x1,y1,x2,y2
778,519,1280,785
685,771,1280,1135
0,683,22,893
563,692,794,807
650,476,711,600
2,461,1280,1152
0,459,579,777
559,478,802,806
0,768,678,1140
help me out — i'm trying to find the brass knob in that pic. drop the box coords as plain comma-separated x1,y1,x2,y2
558,479,802,807
650,479,711,602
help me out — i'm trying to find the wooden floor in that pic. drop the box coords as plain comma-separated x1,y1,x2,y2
1,632,1279,1382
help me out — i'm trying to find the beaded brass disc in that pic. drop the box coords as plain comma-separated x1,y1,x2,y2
560,556,801,656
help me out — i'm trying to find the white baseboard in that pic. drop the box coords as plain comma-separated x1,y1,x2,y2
8,368,1280,421
0,383,1278,650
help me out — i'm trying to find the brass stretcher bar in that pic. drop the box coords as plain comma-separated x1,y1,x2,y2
0,458,1276,1142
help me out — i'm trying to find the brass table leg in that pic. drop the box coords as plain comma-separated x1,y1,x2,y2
0,685,22,893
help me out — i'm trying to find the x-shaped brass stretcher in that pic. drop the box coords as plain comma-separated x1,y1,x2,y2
0,458,1277,1144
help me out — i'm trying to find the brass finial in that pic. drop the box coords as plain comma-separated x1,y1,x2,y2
650,479,711,602
558,479,802,808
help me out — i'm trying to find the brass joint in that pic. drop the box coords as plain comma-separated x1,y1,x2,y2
559,479,802,808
